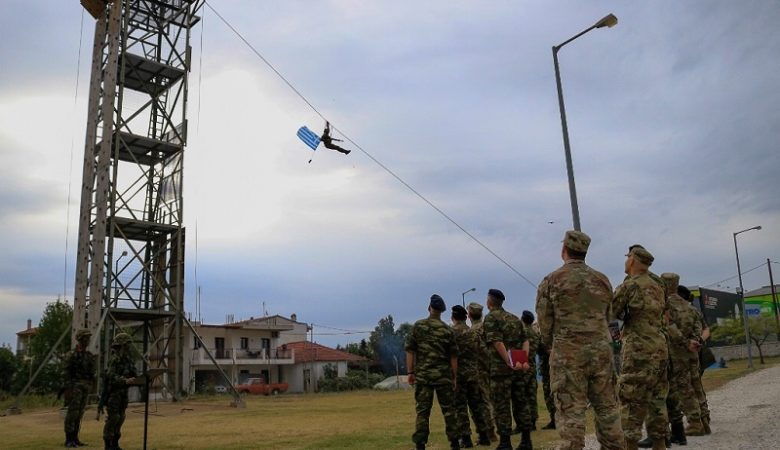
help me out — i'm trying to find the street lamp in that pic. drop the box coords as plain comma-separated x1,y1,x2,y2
733,225,761,368
114,250,128,305
462,288,476,307
552,14,618,231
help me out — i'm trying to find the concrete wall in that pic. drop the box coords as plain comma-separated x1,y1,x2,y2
710,341,780,361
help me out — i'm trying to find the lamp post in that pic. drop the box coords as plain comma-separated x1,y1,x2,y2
462,287,476,307
114,250,128,305
733,225,761,368
553,13,618,231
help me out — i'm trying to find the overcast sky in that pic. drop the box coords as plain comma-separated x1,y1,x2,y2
1,1,779,349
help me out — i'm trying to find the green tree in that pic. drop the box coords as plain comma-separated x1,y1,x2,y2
0,346,18,392
14,300,73,393
368,315,411,376
711,313,776,364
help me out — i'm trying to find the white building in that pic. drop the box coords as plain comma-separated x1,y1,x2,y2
183,314,364,394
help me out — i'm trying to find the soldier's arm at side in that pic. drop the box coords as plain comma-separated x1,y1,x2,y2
535,277,554,350
611,281,635,322
404,325,418,384
406,351,416,384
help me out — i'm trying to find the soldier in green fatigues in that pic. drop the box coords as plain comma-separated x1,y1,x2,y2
483,288,532,450
468,302,498,443
451,305,492,447
536,339,556,430
514,311,540,433
680,285,711,434
102,333,137,450
536,230,625,450
405,294,460,450
63,329,96,448
613,246,669,450
662,273,705,441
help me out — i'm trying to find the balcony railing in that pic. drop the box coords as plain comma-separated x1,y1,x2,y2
192,347,295,365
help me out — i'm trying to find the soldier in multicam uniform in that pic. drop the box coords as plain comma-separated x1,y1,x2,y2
612,246,669,450
662,273,706,442
468,302,498,443
405,294,460,450
102,332,137,450
679,285,711,434
514,311,540,433
536,230,625,450
483,288,532,450
63,328,96,448
450,305,492,447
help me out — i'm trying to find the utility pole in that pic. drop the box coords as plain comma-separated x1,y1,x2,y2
768,259,779,338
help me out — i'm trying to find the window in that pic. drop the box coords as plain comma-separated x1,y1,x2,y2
240,337,249,350
193,336,201,349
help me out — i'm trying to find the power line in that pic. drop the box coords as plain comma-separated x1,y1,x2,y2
203,1,536,288
312,323,372,334
702,261,769,288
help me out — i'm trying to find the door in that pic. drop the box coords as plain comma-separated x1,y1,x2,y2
215,337,225,359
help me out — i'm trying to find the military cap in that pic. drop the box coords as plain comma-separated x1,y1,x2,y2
488,288,505,302
521,310,535,324
467,302,483,314
76,329,92,340
112,332,132,347
451,305,468,321
562,230,591,253
661,272,680,288
677,285,692,301
629,246,654,266
429,294,446,312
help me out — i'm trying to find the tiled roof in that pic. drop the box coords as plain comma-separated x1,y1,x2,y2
16,327,37,336
282,341,367,363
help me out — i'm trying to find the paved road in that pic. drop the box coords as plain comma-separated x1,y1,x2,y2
580,363,780,450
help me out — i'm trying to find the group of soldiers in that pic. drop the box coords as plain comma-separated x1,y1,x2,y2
405,230,711,450
62,330,138,450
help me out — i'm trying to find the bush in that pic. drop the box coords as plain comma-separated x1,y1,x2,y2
318,369,384,393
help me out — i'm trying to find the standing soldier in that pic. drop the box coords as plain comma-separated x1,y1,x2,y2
63,329,96,448
613,246,669,450
536,339,556,430
405,294,460,450
483,288,532,450
514,311,540,433
660,275,705,438
451,305,492,447
536,230,625,450
679,285,711,434
468,302,498,443
102,332,137,450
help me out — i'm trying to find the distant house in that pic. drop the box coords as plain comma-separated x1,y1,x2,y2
16,319,37,356
183,314,365,394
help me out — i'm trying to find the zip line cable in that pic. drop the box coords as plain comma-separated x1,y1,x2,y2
204,1,536,288
702,261,771,288
63,8,86,302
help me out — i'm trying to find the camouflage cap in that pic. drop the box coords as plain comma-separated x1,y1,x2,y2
112,332,132,347
629,246,654,266
563,230,591,253
661,272,680,288
467,302,483,314
75,329,92,340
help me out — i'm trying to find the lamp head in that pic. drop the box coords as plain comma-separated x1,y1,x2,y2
595,13,618,28
121,250,128,256
754,226,762,231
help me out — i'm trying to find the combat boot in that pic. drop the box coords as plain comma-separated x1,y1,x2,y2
541,418,555,430
515,430,532,450
477,432,491,446
494,434,512,450
637,436,653,448
461,435,475,448
626,441,639,450
450,438,461,450
65,432,77,448
113,438,124,450
665,436,671,448
651,439,666,450
413,443,425,450
702,416,712,434
684,418,705,436
104,438,113,450
670,421,687,445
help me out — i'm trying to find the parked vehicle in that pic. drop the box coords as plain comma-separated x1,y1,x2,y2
236,377,289,396
214,385,228,394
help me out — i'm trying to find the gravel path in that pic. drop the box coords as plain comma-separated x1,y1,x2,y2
579,363,780,450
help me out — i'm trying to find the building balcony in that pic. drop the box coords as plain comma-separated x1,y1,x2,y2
190,347,295,366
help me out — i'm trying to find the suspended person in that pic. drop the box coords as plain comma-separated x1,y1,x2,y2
101,333,138,450
320,121,351,154
63,329,97,448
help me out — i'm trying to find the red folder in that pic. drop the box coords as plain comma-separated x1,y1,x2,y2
509,349,528,366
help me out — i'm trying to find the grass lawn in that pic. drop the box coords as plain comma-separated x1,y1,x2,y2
1,356,777,450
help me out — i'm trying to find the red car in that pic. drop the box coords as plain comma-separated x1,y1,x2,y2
236,377,289,396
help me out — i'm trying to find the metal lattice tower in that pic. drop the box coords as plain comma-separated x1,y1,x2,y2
73,0,202,399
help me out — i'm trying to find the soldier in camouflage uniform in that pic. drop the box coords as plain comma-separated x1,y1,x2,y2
679,285,711,434
102,332,137,450
662,273,705,441
613,246,669,450
451,305,492,447
514,311,540,433
536,338,556,430
405,295,460,450
468,302,498,442
536,230,625,450
63,328,96,448
483,288,532,450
